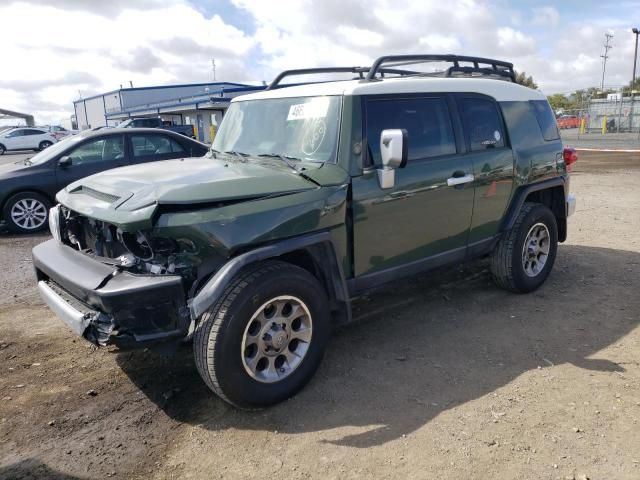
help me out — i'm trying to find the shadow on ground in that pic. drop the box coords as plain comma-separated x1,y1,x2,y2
116,245,639,448
0,459,88,480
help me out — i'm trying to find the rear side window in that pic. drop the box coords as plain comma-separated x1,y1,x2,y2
530,100,560,141
5,130,25,137
366,97,456,164
131,134,185,158
458,98,505,151
24,129,46,135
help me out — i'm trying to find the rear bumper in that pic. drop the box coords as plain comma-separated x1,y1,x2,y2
566,194,576,217
33,239,189,348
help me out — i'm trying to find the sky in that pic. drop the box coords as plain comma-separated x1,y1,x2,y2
1,0,639,125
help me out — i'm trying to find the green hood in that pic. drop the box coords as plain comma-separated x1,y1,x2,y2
56,156,347,230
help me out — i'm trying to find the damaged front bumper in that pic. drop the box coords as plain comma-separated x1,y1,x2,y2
33,239,190,348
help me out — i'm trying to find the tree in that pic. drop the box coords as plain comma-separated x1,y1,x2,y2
623,77,640,95
514,71,538,89
547,93,571,111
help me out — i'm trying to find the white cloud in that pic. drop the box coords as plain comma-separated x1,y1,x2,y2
0,1,254,124
1,0,639,125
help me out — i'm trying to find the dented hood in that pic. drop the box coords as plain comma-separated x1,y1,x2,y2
55,156,346,230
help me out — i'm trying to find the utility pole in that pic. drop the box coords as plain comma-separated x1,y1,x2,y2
632,28,639,90
601,33,614,92
212,58,216,82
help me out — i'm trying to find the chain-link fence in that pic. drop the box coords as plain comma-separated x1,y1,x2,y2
558,96,640,150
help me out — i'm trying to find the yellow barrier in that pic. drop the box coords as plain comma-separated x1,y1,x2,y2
209,125,217,142
579,118,586,134
601,116,607,134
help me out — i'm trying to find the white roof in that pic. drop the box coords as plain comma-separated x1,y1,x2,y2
234,77,546,103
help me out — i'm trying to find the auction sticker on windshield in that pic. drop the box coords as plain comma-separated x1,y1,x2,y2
287,97,330,121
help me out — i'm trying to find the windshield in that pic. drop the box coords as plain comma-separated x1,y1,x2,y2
27,134,85,165
212,96,342,163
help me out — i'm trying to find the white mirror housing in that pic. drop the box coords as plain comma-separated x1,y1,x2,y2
377,129,408,189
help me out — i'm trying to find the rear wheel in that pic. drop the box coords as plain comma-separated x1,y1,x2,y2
3,192,51,233
194,261,330,409
38,140,53,151
490,202,558,293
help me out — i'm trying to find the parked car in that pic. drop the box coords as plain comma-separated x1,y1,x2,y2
0,127,57,155
44,125,79,141
0,128,208,233
34,54,577,409
118,117,195,138
556,115,580,129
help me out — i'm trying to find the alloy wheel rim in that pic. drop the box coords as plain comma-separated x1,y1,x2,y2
11,198,48,230
521,222,550,277
241,295,313,383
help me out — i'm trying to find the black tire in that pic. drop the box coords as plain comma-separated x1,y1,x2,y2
38,141,53,151
194,261,331,409
0,144,5,155
2,191,52,234
490,202,558,293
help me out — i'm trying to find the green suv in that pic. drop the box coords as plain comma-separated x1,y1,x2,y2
33,55,577,408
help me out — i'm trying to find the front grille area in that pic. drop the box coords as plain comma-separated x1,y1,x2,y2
62,209,128,259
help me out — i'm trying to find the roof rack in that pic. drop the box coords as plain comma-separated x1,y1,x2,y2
266,54,516,90
266,66,422,90
366,55,516,82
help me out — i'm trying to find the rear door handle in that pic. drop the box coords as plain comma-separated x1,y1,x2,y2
447,174,475,187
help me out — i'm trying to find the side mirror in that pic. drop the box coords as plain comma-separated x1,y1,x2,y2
58,156,72,168
377,129,408,189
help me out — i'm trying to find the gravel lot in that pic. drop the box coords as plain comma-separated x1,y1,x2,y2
562,130,640,150
1,151,639,479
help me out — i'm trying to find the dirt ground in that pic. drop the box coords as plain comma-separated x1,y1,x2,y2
1,151,639,480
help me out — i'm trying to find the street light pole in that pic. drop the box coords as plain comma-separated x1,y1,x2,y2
632,28,639,135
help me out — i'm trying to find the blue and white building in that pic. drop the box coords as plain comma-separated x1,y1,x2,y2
73,82,265,143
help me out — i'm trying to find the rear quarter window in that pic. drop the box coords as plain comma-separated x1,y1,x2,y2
530,100,560,141
458,98,506,151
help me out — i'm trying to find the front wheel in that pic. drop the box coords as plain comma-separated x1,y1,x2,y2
194,261,330,409
0,144,5,155
490,202,558,293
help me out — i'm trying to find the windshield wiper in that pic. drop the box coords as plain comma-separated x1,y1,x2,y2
208,149,249,161
257,153,301,171
224,150,249,160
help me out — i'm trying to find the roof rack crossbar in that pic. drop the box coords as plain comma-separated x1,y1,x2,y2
266,66,424,90
445,66,515,80
267,67,368,90
365,54,516,83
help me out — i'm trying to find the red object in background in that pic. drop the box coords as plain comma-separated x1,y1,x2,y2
563,147,578,172
557,115,580,129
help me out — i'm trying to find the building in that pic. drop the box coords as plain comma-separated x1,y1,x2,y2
73,82,265,143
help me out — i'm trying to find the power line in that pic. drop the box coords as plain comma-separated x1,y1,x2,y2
600,33,614,92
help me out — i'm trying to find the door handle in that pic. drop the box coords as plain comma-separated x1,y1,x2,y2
447,174,475,187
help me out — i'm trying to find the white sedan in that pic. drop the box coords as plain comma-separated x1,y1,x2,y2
0,127,57,155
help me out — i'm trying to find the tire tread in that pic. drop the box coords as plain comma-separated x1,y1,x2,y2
193,261,302,408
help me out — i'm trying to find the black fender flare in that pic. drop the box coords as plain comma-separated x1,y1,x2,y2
189,231,351,324
501,176,567,232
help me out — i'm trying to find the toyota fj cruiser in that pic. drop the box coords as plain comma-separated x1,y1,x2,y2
33,55,577,408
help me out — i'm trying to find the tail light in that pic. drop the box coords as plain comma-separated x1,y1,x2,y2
563,147,578,172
